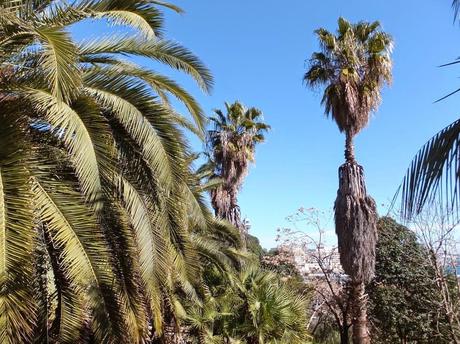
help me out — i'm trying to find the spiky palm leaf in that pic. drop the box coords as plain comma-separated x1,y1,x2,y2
0,112,37,344
186,265,310,344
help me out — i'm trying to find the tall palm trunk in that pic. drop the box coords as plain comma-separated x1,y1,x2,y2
210,186,246,247
345,132,355,163
335,134,377,344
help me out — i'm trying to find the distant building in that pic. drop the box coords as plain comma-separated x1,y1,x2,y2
288,244,343,281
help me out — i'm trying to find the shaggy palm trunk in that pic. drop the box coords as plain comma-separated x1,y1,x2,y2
335,134,377,344
210,186,246,248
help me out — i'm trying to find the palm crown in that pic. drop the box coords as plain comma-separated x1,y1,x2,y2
304,17,392,153
0,1,227,343
207,101,270,182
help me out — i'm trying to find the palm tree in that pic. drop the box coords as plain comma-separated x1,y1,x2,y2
206,102,270,244
186,265,310,344
0,1,214,342
304,18,393,344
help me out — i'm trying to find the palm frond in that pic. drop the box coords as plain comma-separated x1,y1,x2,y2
79,36,213,92
0,113,36,344
150,0,183,13
85,61,206,133
401,118,460,220
85,85,175,186
35,26,81,103
116,175,166,332
32,172,128,342
454,0,460,21
93,10,158,39
26,89,102,206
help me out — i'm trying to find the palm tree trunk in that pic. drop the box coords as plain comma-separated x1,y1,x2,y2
335,162,377,282
335,134,377,344
351,282,369,344
210,186,246,248
345,132,355,162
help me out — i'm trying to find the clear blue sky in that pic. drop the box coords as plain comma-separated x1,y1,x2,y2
76,0,460,248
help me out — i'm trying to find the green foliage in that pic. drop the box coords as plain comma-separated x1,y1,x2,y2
246,234,265,260
304,18,392,138
368,217,451,343
186,264,312,344
0,1,229,342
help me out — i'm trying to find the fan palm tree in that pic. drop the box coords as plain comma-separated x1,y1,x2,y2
0,1,214,342
304,18,392,344
186,265,311,344
206,102,270,245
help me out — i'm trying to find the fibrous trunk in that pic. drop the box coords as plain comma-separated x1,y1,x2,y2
334,159,377,344
210,186,246,247
334,162,377,283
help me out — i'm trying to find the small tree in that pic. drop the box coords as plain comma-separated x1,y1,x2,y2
276,208,352,344
411,208,460,343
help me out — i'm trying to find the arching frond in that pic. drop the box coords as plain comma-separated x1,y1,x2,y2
26,89,102,206
35,26,81,102
116,175,165,332
79,36,213,92
85,86,174,185
401,118,460,221
32,171,128,342
85,61,206,132
149,0,183,13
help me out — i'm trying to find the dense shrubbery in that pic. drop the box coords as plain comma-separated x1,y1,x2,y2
369,218,455,343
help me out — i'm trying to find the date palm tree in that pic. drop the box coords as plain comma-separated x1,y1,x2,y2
304,18,392,344
206,102,270,244
0,1,214,342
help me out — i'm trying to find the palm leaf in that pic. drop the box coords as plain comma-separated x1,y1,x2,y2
116,175,166,332
93,10,158,39
79,36,213,92
35,26,81,103
401,118,460,220
85,62,206,132
26,89,102,206
149,0,183,13
85,85,174,186
0,114,36,344
32,172,128,342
